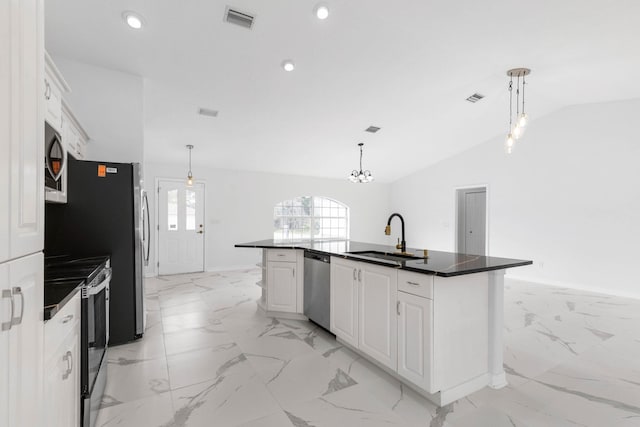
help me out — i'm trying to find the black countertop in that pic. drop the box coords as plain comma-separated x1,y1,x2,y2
235,239,532,277
44,255,110,320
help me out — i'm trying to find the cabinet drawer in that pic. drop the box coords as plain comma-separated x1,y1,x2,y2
45,291,80,352
267,249,297,262
398,270,433,299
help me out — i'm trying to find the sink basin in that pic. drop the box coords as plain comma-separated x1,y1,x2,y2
346,250,421,262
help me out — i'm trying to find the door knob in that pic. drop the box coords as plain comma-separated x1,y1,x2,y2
197,231,203,234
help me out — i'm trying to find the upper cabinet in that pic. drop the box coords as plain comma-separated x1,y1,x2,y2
0,0,45,263
44,53,70,134
62,100,88,160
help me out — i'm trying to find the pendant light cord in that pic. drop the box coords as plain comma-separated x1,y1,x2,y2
508,76,513,130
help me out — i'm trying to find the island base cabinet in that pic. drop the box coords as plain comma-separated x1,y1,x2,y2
330,257,359,348
397,291,433,392
266,262,297,313
358,264,397,371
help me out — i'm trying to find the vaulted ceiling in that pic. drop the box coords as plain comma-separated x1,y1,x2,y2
45,0,640,182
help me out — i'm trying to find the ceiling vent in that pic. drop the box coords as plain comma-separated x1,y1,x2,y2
224,6,255,29
466,93,485,103
198,108,219,118
365,126,381,133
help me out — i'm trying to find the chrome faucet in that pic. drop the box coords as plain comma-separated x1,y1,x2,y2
385,213,406,253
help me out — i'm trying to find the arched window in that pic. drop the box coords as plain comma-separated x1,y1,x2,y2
274,196,349,241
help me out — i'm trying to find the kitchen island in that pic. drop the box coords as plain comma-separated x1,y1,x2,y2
235,239,532,406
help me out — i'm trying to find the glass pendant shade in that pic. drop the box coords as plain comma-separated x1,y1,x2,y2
186,144,194,186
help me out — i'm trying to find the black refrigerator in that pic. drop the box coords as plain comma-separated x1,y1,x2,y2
46,157,150,345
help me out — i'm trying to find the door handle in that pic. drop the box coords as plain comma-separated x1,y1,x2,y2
12,287,24,326
197,230,203,234
1,290,14,331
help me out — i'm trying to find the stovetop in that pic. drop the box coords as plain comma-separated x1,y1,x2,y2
44,254,110,320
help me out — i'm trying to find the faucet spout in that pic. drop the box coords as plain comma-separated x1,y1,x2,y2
385,213,406,253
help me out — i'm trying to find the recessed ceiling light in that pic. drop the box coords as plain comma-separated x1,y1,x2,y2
281,60,295,72
314,4,329,20
122,11,144,30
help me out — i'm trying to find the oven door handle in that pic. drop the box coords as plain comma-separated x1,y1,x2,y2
84,270,111,298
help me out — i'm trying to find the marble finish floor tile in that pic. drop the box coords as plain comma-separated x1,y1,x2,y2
170,371,282,427
98,269,640,427
282,384,411,427
96,392,175,427
103,356,170,404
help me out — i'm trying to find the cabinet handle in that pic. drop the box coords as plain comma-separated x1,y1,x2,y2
406,281,420,287
61,314,74,324
292,268,295,277
358,269,361,282
397,301,401,315
12,287,24,326
277,254,285,257
1,290,14,331
44,80,50,100
62,351,72,380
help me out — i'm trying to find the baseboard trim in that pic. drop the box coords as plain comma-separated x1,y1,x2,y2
505,274,640,301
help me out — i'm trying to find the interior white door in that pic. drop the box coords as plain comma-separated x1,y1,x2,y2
456,188,487,255
157,180,205,275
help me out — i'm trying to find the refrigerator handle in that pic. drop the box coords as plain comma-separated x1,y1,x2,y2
143,192,151,266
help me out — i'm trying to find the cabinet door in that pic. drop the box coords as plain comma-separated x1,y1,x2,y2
397,291,433,392
7,252,44,427
45,321,80,427
267,262,297,313
0,262,8,427
330,258,359,348
359,264,397,370
0,0,44,262
44,74,62,132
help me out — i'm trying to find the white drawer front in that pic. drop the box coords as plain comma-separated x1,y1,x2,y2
45,291,81,352
398,270,433,299
266,249,297,262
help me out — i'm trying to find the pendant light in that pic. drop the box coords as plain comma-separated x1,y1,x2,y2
186,144,194,186
349,143,374,183
505,68,530,154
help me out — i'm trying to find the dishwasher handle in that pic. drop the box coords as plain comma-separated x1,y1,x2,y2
304,252,330,263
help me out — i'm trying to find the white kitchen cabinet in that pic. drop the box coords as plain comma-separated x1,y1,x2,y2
0,253,44,427
397,290,433,391
44,292,81,427
264,249,303,315
267,261,297,313
62,100,89,160
0,0,45,263
44,53,70,133
330,257,359,348
358,263,397,370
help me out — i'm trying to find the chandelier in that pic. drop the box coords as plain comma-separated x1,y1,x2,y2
186,144,194,186
349,143,374,183
505,68,530,154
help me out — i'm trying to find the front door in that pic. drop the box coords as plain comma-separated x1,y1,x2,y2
157,180,205,275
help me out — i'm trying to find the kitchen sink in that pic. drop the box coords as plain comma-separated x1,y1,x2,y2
346,251,421,262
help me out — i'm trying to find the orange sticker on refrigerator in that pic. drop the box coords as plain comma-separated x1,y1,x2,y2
98,165,106,177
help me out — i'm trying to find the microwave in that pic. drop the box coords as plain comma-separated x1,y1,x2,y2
45,121,67,203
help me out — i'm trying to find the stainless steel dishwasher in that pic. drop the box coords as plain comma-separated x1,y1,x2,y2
303,251,331,331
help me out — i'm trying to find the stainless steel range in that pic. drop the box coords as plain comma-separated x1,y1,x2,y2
45,255,111,427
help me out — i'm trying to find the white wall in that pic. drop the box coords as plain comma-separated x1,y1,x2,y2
390,98,640,298
52,56,144,163
144,164,391,275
